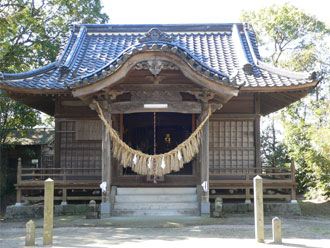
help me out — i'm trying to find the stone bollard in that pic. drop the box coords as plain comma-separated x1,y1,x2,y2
213,197,224,218
272,217,282,243
43,178,54,245
86,200,100,219
254,175,264,243
25,220,35,246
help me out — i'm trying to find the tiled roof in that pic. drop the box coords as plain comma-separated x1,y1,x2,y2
0,23,316,92
4,129,54,146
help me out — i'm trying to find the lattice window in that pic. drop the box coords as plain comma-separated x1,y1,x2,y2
209,119,255,175
58,121,102,176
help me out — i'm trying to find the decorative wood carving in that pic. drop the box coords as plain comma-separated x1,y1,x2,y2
188,90,215,103
147,60,163,76
134,60,179,77
134,61,179,71
138,28,174,43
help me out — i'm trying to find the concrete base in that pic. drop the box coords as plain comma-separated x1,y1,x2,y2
201,202,210,216
61,201,68,206
100,202,111,215
15,203,23,207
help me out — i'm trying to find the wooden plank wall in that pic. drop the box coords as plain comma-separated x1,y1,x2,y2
209,119,255,174
58,121,102,177
209,93,258,175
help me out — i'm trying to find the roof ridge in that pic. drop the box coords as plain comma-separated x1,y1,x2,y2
242,23,314,81
59,26,87,73
255,60,314,80
231,24,253,74
71,23,245,33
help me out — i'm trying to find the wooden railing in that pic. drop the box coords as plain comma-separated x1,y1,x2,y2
16,158,102,204
209,161,297,201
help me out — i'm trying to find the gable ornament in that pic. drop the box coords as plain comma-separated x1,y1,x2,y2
138,28,174,43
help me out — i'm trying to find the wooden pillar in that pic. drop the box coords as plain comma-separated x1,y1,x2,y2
254,175,264,243
16,158,22,206
54,99,61,169
61,173,67,205
101,105,111,215
200,102,210,216
245,168,251,204
254,93,261,167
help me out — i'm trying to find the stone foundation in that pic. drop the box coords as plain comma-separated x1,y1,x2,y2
211,202,301,217
5,204,100,220
5,202,301,220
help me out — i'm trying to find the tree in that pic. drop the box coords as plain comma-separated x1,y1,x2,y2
0,0,109,196
241,4,330,200
0,0,109,143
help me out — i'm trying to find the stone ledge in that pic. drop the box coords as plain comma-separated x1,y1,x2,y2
211,202,301,217
4,204,99,220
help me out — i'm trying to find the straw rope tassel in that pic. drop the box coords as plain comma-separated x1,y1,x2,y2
93,100,212,176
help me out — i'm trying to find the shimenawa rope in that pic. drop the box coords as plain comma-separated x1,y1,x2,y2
93,100,211,176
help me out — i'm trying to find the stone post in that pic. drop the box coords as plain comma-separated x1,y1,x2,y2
254,175,264,243
25,220,35,246
213,197,224,218
43,178,54,245
272,217,282,243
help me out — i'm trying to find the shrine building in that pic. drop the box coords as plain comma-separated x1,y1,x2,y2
0,23,319,216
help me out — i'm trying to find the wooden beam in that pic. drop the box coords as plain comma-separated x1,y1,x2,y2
61,100,87,107
111,84,202,92
108,101,202,114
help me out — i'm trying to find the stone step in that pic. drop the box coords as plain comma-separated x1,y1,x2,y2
115,194,198,203
116,187,196,195
112,208,200,217
114,202,198,210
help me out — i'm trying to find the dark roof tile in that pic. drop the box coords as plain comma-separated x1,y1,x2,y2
0,23,314,91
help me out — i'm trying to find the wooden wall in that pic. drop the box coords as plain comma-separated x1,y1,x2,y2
54,97,102,177
54,92,261,181
57,121,101,177
209,119,255,175
209,92,260,176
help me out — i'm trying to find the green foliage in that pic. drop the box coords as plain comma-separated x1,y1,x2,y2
260,114,289,167
0,93,41,145
241,4,329,66
241,4,330,200
0,0,109,146
0,0,109,73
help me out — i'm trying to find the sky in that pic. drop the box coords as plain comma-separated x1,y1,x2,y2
102,0,330,25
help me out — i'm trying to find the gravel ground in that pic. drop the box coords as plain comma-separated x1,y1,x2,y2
1,215,330,248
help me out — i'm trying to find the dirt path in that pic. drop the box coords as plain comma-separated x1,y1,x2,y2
1,215,330,248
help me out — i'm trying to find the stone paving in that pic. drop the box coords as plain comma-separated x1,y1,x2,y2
1,214,330,247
